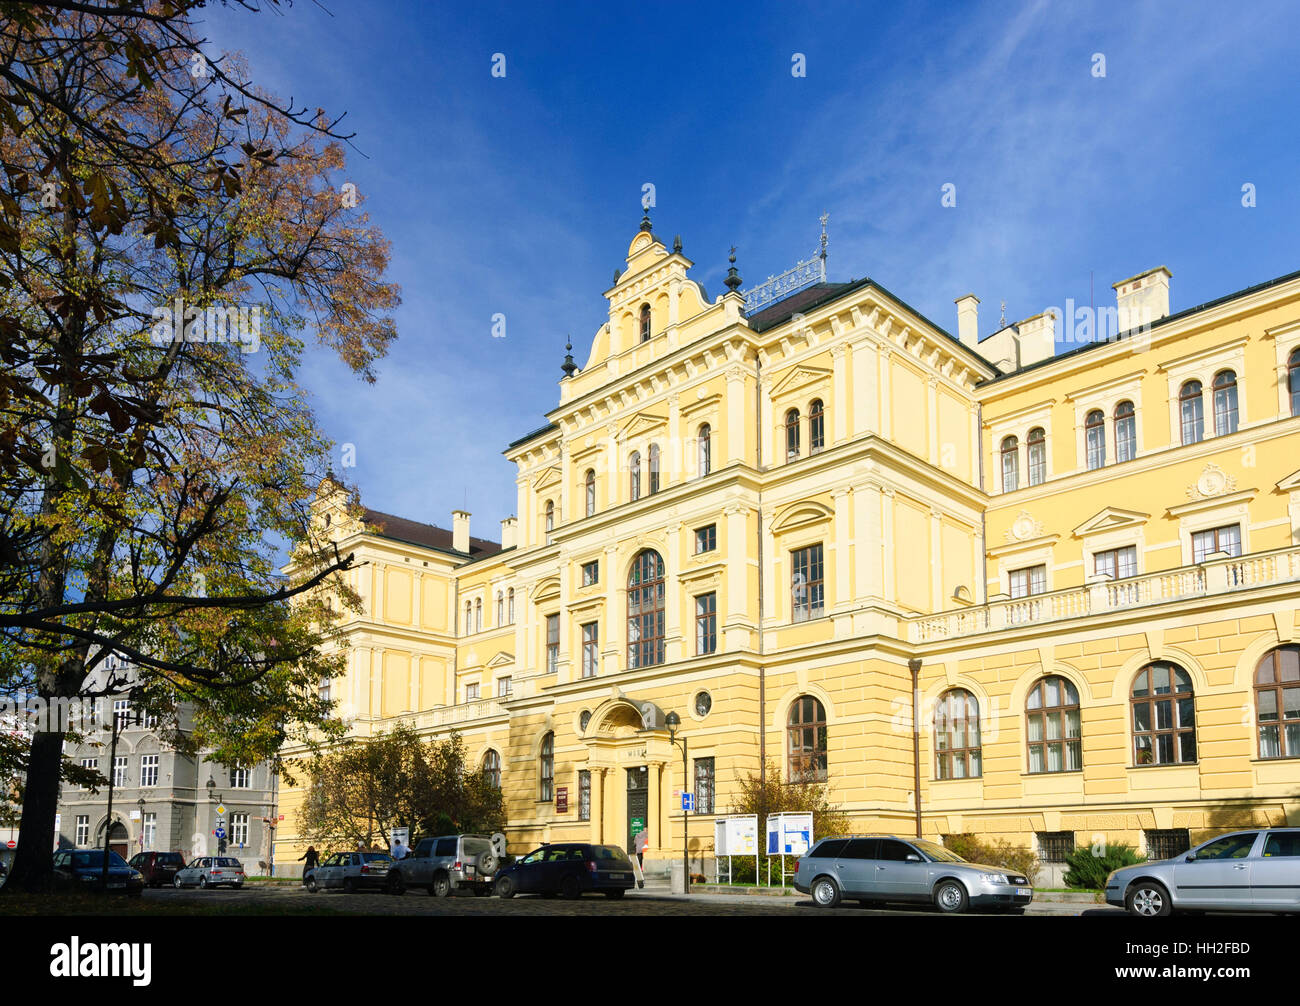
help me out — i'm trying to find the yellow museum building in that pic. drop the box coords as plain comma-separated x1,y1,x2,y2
276,215,1300,879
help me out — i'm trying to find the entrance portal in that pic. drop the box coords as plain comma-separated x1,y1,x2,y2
626,766,648,855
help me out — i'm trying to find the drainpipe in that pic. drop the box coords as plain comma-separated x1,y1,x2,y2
908,658,922,838
755,352,766,784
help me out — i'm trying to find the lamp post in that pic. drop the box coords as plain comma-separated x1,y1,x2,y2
205,777,215,857
665,711,689,895
137,797,146,853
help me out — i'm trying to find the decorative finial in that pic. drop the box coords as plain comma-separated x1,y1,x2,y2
561,336,577,378
613,268,622,285
639,205,652,232
724,245,742,293
818,211,829,281
673,234,682,254
1000,300,1007,327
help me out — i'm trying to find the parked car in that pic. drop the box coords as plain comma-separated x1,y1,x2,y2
494,842,636,900
1107,827,1300,917
386,834,499,896
51,849,145,896
305,851,393,893
793,835,1033,913
128,850,186,888
173,855,245,889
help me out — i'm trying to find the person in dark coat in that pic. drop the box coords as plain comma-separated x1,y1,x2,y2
298,846,320,884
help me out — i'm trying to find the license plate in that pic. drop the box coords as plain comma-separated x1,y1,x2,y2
1016,888,1031,897
609,873,625,880
108,882,125,889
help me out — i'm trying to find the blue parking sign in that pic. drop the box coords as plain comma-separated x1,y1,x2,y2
214,827,226,839
681,792,694,811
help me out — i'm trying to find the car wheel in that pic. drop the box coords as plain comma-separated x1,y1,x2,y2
496,875,516,899
1125,881,1172,918
430,873,451,898
388,873,405,896
560,876,582,900
934,880,969,914
604,889,626,900
173,875,184,889
306,875,319,893
342,877,356,894
811,875,841,908
199,876,208,889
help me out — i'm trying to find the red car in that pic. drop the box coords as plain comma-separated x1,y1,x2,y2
128,850,186,887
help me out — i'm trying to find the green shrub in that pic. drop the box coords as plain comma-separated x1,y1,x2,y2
1063,841,1145,890
944,833,1041,886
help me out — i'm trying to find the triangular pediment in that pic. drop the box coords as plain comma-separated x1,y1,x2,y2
1072,507,1150,538
769,364,832,399
1277,469,1300,493
618,412,668,441
531,465,562,491
486,651,514,669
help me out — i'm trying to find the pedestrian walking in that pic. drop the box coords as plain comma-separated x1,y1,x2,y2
391,837,406,861
633,828,648,889
298,846,319,886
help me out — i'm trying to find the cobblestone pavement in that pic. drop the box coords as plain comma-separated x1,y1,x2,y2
145,884,1122,916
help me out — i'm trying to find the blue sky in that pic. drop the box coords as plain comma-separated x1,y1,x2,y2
208,0,1300,537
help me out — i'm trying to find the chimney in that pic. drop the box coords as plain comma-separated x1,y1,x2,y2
1015,311,1056,367
1113,266,1171,332
499,516,517,550
452,510,471,553
955,294,980,348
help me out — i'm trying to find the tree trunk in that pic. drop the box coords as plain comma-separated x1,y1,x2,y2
4,730,65,892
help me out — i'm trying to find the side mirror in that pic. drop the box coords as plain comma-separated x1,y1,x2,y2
905,854,922,863
1185,853,1197,862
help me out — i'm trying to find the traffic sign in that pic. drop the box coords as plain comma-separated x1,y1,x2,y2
214,827,226,840
215,804,226,816
5,839,14,848
681,792,694,811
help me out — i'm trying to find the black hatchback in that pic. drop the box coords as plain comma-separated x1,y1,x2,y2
52,849,145,896
494,843,636,899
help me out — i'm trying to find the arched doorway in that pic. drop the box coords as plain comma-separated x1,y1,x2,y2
98,820,129,861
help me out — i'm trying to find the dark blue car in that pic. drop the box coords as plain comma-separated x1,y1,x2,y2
494,842,636,900
52,849,145,896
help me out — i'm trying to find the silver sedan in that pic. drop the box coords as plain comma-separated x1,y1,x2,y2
1107,828,1300,916
305,852,393,893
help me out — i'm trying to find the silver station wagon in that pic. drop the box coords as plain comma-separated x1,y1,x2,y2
1107,828,1300,916
794,835,1033,913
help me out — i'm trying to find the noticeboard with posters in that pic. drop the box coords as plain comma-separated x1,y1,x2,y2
714,815,758,856
765,812,814,856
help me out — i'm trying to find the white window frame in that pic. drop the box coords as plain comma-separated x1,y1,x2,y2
1161,339,1249,446
230,812,249,848
1068,372,1144,472
140,754,159,788
75,815,90,846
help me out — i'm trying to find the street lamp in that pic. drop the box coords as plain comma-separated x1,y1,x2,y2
137,797,146,853
665,711,689,895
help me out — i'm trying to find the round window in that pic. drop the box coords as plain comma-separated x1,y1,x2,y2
694,691,712,717
579,709,592,732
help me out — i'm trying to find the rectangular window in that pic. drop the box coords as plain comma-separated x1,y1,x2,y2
142,812,157,850
694,524,717,553
80,757,97,790
1037,831,1075,864
695,593,717,655
230,813,249,848
498,676,512,697
1192,524,1242,563
1094,546,1137,580
581,622,598,678
113,699,131,730
1009,564,1047,598
1145,828,1191,861
143,712,159,729
465,683,480,701
112,756,127,787
578,770,591,821
230,766,250,789
791,544,825,622
75,816,90,847
140,754,159,788
546,614,559,673
581,560,599,587
318,678,331,703
694,757,715,815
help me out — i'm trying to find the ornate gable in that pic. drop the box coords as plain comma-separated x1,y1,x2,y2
1072,507,1151,538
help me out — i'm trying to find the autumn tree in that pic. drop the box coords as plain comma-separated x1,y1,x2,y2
0,3,399,888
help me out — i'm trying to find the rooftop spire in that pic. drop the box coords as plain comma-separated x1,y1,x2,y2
639,204,653,232
724,246,743,293
560,336,577,378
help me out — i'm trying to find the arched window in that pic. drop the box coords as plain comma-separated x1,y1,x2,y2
1085,409,1106,469
787,695,827,782
1027,427,1046,486
784,409,800,461
474,598,482,632
697,424,711,478
496,591,504,625
544,499,555,544
1179,380,1204,445
1026,676,1081,773
584,469,596,517
1212,370,1238,436
648,443,660,494
463,600,471,632
1114,401,1136,463
935,689,981,779
1289,347,1300,417
539,733,554,801
629,451,641,501
1255,645,1300,759
639,303,652,342
627,549,665,669
809,399,825,453
1000,435,1019,492
507,588,515,623
1132,662,1196,765
482,749,501,789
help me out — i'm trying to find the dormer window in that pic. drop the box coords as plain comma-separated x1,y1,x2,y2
639,303,652,343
